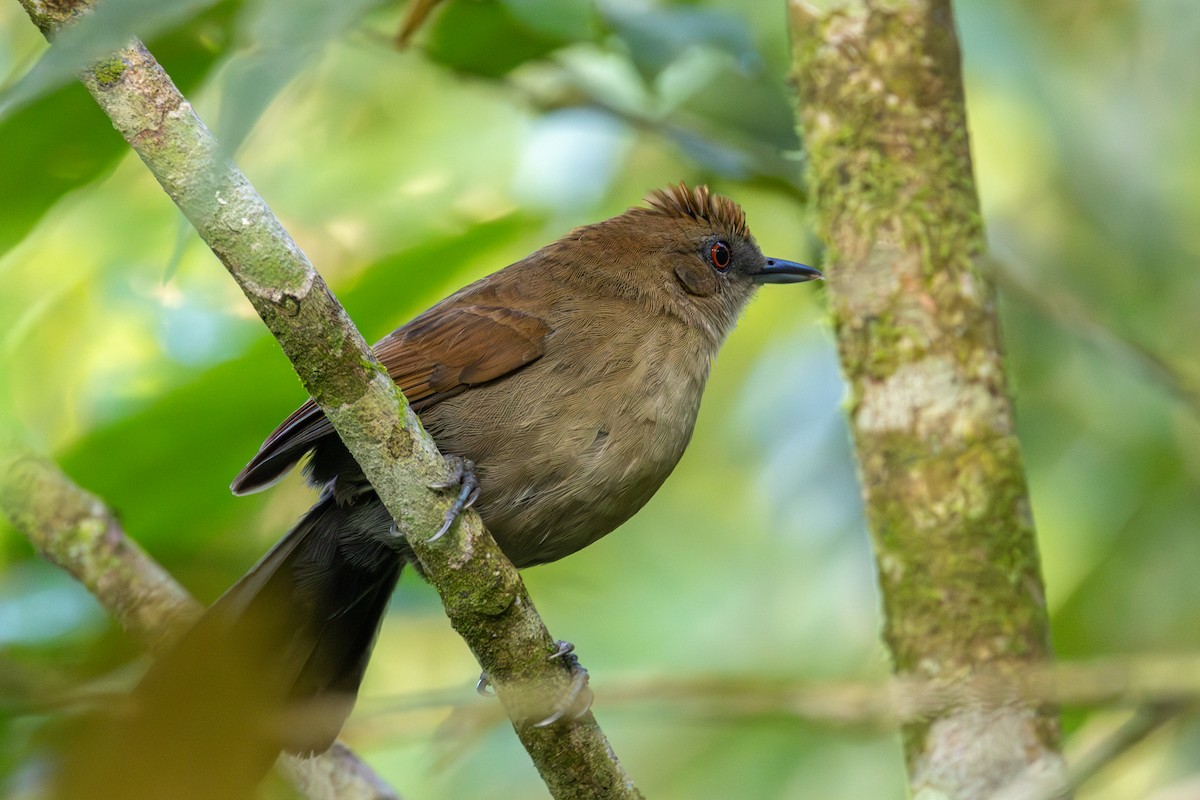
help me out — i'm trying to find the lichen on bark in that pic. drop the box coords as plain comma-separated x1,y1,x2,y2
789,0,1064,794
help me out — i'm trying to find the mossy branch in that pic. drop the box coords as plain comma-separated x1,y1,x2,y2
788,0,1065,795
0,449,398,800
14,1,642,797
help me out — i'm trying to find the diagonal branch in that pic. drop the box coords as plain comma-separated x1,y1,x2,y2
0,449,398,800
14,1,642,798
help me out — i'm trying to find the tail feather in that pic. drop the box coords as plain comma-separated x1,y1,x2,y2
62,492,404,799
206,489,405,753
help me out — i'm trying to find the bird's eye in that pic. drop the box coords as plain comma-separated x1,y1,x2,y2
709,241,731,271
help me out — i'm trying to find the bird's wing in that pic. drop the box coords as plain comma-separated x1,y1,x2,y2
230,303,551,495
374,304,550,407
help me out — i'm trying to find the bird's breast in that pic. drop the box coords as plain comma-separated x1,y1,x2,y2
420,312,715,568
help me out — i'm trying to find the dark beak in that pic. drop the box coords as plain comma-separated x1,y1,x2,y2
751,257,823,284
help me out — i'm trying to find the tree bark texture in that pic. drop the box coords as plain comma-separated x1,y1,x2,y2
788,0,1066,796
14,1,643,797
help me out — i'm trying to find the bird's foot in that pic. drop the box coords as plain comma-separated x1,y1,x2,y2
533,640,593,728
429,456,479,542
475,642,593,726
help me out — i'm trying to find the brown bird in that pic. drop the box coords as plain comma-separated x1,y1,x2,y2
127,183,820,782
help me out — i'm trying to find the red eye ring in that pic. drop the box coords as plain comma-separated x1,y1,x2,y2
710,241,731,271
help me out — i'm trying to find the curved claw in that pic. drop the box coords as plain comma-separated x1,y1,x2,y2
533,640,592,727
548,640,575,660
476,673,495,697
429,457,479,542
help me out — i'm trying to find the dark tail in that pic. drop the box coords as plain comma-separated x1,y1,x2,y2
206,489,405,753
58,492,403,800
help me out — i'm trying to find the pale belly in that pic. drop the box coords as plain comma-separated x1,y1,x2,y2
420,322,711,568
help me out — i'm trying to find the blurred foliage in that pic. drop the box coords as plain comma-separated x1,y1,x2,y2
1,0,1198,798
0,0,241,255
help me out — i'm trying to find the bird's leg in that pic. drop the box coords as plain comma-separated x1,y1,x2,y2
428,456,480,542
533,640,593,728
476,673,495,696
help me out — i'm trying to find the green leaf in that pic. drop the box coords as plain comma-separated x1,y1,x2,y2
214,0,386,156
0,1,241,258
603,6,761,80
499,0,597,43
0,0,224,120
677,66,799,151
423,0,567,77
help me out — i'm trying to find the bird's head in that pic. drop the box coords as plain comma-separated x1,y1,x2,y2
533,183,821,342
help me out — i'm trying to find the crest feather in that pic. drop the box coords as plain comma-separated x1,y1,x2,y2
643,183,748,237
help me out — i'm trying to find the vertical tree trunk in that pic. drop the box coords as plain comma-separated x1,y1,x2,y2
788,1,1066,795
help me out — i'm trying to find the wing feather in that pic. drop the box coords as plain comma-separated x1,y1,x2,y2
231,303,549,495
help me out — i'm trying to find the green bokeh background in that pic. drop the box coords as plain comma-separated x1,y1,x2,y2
1,0,1198,797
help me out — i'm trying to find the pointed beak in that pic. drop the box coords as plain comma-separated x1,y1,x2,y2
750,257,823,284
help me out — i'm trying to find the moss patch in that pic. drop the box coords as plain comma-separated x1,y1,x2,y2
92,56,126,87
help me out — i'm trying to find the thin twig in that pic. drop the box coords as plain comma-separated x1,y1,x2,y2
358,656,1200,732
510,63,807,199
394,0,446,48
984,251,1200,417
1062,703,1185,797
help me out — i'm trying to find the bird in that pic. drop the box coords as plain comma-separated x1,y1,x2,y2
121,183,821,787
